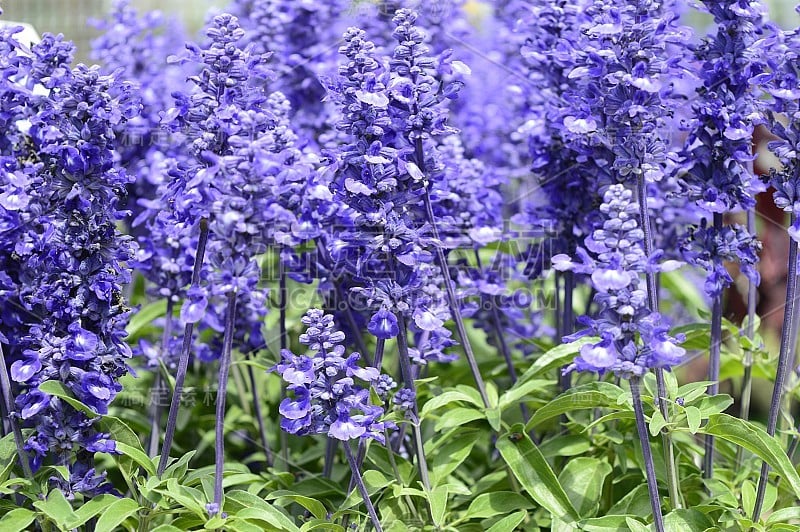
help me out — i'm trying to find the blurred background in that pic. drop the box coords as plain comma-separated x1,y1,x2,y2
2,0,800,63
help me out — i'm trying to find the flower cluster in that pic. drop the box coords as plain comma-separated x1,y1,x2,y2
555,185,685,377
272,309,392,442
0,23,139,495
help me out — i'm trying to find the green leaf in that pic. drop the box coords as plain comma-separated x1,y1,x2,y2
37,381,98,418
499,379,552,410
485,510,526,532
662,271,707,314
648,410,667,437
695,394,734,417
485,407,502,431
66,494,119,529
663,509,714,532
517,338,596,384
0,509,36,530
434,407,485,431
580,515,635,531
685,406,701,434
463,491,533,520
429,430,479,487
527,382,625,429
496,425,579,525
163,450,197,480
267,490,327,520
299,520,346,532
429,485,448,527
127,299,169,339
34,489,77,529
94,497,140,532
226,490,299,531
558,458,612,517
767,507,800,525
150,526,184,532
700,414,800,499
741,480,756,519
625,517,649,532
115,441,157,477
421,390,483,418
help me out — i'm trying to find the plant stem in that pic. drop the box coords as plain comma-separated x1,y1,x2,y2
351,338,386,488
0,344,34,482
212,292,238,514
415,136,489,409
753,218,798,523
636,176,681,507
158,218,209,476
474,251,530,424
737,211,758,469
148,300,174,457
396,313,430,491
245,351,272,467
344,443,383,532
630,376,665,532
559,270,574,392
323,437,338,479
278,251,289,471
703,213,725,479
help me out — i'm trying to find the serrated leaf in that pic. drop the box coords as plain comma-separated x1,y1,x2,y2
700,414,800,499
497,425,579,525
527,382,625,429
94,497,140,532
486,510,526,532
558,458,612,517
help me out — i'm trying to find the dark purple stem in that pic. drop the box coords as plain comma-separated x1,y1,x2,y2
323,437,338,479
637,176,680,506
0,344,34,481
344,443,383,532
753,216,798,523
212,292,238,514
278,250,289,470
148,299,174,457
703,212,724,479
396,313,430,491
158,218,209,476
631,376,665,532
245,352,272,467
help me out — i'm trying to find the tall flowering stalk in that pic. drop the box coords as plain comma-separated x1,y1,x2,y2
272,309,392,531
551,0,689,505
157,14,291,510
750,16,800,522
679,0,766,478
556,185,685,531
0,24,139,495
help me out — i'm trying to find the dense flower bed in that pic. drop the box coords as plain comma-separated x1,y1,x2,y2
2,0,800,530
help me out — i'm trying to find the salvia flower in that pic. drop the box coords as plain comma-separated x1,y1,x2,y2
271,309,392,442
555,185,685,377
0,24,139,495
